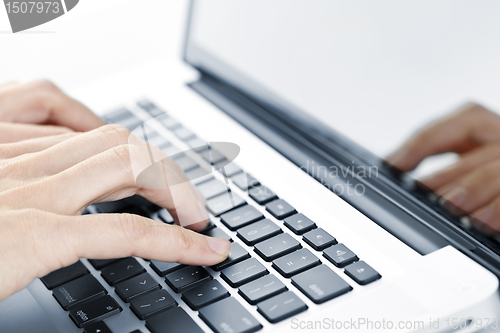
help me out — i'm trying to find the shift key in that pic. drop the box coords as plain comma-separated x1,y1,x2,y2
69,295,122,328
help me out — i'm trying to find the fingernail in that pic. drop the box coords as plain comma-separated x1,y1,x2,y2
442,187,467,207
473,206,493,224
207,237,231,257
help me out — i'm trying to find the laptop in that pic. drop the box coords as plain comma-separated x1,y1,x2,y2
1,1,500,332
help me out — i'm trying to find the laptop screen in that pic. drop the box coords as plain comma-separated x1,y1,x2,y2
184,0,500,176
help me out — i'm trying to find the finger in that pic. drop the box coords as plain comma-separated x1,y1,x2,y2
9,124,134,176
438,159,500,215
0,122,72,143
4,144,209,229
0,80,105,131
69,213,231,265
386,103,500,171
0,209,230,302
420,144,500,190
0,124,152,178
471,199,500,234
0,132,80,159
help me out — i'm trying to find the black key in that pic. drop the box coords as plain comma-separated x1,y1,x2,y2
175,155,198,172
93,200,130,213
156,208,174,224
239,274,287,305
121,117,143,131
150,261,185,277
291,265,352,304
196,179,229,200
101,258,145,285
69,295,122,328
254,233,301,262
237,218,282,246
84,321,112,333
88,259,121,270
323,243,358,268
129,330,142,333
130,289,177,320
185,167,212,184
248,186,278,205
199,297,262,333
303,228,337,251
181,279,230,310
200,227,233,242
220,258,268,287
206,192,246,216
283,213,317,235
115,272,161,302
187,137,208,152
53,274,107,310
147,135,170,150
161,117,181,130
265,199,297,220
200,149,226,165
146,106,166,117
118,205,150,218
230,173,260,191
163,145,181,157
198,219,216,233
344,261,381,285
106,108,135,123
141,126,159,139
272,248,321,278
220,205,264,231
211,242,250,271
165,266,212,293
173,127,195,141
147,307,203,333
136,99,157,112
219,162,243,177
41,261,89,289
257,291,307,323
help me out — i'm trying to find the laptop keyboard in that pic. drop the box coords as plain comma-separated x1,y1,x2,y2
39,100,382,333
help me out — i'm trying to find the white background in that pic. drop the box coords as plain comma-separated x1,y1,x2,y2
0,0,189,88
1,0,499,175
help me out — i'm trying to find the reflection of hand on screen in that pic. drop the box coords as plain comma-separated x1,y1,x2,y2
387,103,500,233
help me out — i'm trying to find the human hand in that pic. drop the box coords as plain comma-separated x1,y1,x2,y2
387,103,500,233
0,82,231,302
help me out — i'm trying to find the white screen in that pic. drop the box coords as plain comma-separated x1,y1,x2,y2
189,0,500,158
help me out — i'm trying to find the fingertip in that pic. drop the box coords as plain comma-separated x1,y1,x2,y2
385,149,413,171
472,205,494,225
207,237,232,258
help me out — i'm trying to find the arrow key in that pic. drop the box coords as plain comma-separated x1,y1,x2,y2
83,321,113,333
181,280,230,310
101,257,145,286
115,272,161,302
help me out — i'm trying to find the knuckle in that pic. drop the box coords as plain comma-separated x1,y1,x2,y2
112,144,133,167
118,213,150,243
99,124,130,145
460,102,488,117
33,79,59,93
172,225,195,256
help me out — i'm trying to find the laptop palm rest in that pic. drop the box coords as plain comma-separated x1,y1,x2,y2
0,288,60,333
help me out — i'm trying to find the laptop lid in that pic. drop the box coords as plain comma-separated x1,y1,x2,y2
183,0,500,273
